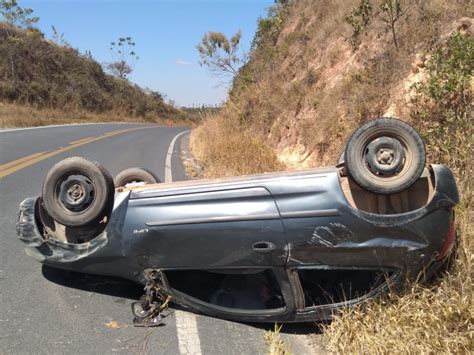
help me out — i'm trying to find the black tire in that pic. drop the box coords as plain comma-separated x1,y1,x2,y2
114,167,160,187
345,118,425,194
42,157,115,227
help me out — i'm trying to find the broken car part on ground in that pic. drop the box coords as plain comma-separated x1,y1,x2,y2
16,118,459,323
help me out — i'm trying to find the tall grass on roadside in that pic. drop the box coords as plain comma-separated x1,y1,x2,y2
0,102,141,128
264,324,291,355
190,111,284,178
0,102,193,128
323,31,473,354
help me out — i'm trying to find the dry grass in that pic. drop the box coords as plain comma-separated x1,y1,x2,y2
0,102,188,128
264,324,291,355
323,212,473,353
190,111,284,178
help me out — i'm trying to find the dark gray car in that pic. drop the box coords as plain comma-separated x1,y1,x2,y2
16,118,459,323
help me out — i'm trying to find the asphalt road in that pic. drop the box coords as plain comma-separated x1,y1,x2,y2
0,123,313,354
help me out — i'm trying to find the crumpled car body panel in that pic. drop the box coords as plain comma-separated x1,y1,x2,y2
16,164,459,322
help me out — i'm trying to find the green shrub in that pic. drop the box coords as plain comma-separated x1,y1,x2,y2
344,0,373,48
411,32,473,177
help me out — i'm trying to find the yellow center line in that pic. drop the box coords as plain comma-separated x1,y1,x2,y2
0,152,47,171
69,136,94,145
0,126,147,178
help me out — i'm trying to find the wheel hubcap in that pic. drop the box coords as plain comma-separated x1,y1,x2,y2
365,137,405,176
68,184,85,201
58,174,94,212
377,148,395,165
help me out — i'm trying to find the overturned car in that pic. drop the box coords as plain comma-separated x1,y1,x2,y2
16,118,459,323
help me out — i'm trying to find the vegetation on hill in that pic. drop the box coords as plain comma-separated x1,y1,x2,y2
192,0,473,353
0,23,183,127
0,0,187,127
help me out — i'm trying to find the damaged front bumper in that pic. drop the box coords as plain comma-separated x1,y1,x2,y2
16,192,144,283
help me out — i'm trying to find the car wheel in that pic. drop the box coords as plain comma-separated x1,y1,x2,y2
114,167,160,187
42,157,115,227
345,118,425,194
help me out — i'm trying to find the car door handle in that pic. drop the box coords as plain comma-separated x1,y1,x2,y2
252,241,276,254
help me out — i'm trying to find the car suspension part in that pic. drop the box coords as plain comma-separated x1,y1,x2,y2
132,269,172,327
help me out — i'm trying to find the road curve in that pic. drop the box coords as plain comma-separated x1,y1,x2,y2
0,123,312,354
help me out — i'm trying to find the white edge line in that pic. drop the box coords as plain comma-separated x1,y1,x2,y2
164,130,190,183
163,129,201,355
175,310,202,355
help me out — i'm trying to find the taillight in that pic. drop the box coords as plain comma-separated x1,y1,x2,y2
436,220,456,261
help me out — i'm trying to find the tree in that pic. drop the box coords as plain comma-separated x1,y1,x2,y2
197,31,253,83
0,1,39,82
379,0,405,50
0,0,39,28
106,36,139,79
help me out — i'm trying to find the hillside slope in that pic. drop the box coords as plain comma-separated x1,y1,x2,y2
0,23,183,127
192,1,473,353
194,0,471,170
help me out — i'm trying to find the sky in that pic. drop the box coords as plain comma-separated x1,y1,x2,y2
21,0,274,107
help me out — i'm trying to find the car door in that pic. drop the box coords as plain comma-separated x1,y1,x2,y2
123,187,288,269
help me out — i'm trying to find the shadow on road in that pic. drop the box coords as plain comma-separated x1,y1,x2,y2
42,265,143,300
248,321,324,335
